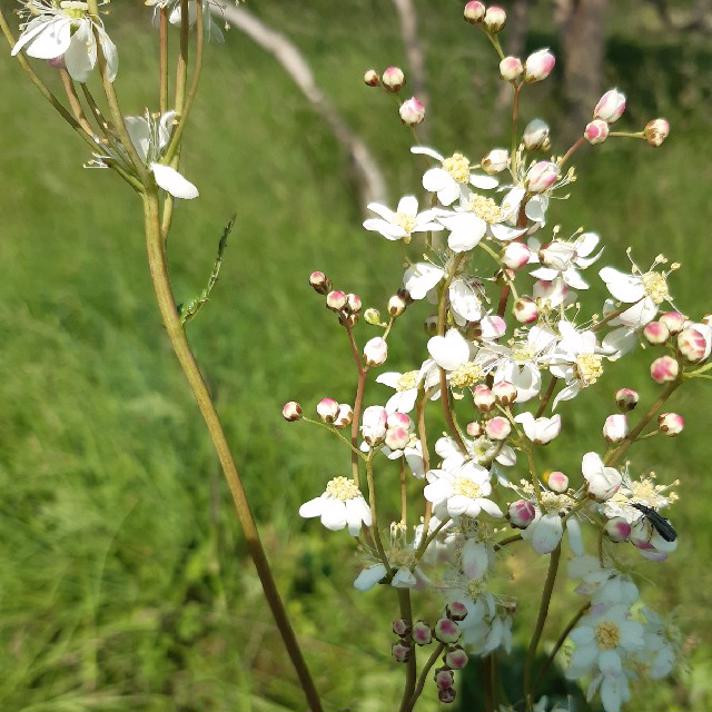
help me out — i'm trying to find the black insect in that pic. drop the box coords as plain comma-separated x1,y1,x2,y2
631,503,677,542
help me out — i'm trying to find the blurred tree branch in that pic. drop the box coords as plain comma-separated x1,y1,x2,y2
646,0,712,33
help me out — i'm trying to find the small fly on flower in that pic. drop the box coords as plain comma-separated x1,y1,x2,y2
631,502,677,542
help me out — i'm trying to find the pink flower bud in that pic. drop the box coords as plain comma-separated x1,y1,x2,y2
388,412,411,429
584,119,610,145
388,293,407,317
513,296,539,324
446,601,469,622
603,413,629,443
393,618,411,637
658,412,684,436
594,89,626,123
334,404,354,429
316,397,339,423
309,270,331,295
445,646,469,670
282,401,303,422
412,620,433,645
363,69,380,87
499,56,524,82
438,687,457,704
605,517,632,543
508,499,536,528
493,380,517,406
392,640,412,662
643,320,670,345
525,161,559,193
326,289,347,310
660,311,687,334
678,326,709,362
463,0,486,23
382,66,405,92
473,384,496,412
650,355,679,384
523,119,550,151
466,420,484,437
502,241,531,270
346,293,362,313
485,416,511,441
364,336,388,367
525,49,555,82
399,96,426,126
615,387,639,412
434,617,461,644
482,147,510,174
435,667,455,690
644,118,670,147
385,426,410,450
484,6,507,32
546,471,569,493
362,405,388,444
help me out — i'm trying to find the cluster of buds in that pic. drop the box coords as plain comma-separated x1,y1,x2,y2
364,66,426,127
464,2,506,34
311,271,365,328
315,397,354,429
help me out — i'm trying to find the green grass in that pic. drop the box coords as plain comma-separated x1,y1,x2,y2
0,1,711,710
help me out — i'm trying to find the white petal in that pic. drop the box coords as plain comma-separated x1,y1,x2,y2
97,27,118,82
320,500,347,531
462,540,489,580
22,18,72,60
442,214,487,252
469,173,499,190
353,563,387,591
403,262,445,300
150,163,199,199
125,115,151,162
411,145,444,161
422,167,449,193
298,496,324,519
391,566,417,588
599,267,645,303
427,329,470,371
63,22,96,83
566,518,584,556
397,195,419,217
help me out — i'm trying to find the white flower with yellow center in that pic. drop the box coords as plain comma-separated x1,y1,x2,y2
424,462,502,519
411,146,498,207
376,360,439,413
529,231,603,290
299,476,371,535
603,471,677,524
12,1,118,83
363,195,443,243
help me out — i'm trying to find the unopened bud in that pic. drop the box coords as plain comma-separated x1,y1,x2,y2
392,640,412,663
508,499,536,528
584,119,610,145
643,320,670,345
435,667,455,690
605,517,632,543
650,355,679,384
334,404,354,429
658,412,684,436
385,426,410,450
382,66,405,92
678,326,709,362
546,470,569,493
603,413,629,443
482,147,510,174
473,384,496,412
364,307,382,325
523,119,550,151
502,241,531,270
424,315,439,335
393,618,411,637
326,289,347,311
399,96,426,127
484,6,507,32
364,336,388,366
362,405,388,444
282,401,303,422
466,421,483,437
438,687,457,704
346,293,362,313
615,387,639,412
644,118,670,147
493,380,517,406
445,601,468,622
463,0,486,23
341,312,359,328
526,161,559,193
316,397,339,423
388,293,408,316
659,311,687,334
499,56,523,82
594,89,626,123
524,48,555,82
434,617,461,644
412,620,433,645
444,646,469,670
363,69,380,87
513,296,539,324
485,416,511,441
309,270,331,294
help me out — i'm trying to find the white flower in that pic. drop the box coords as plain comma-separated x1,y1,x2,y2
602,471,675,525
514,412,562,444
299,476,371,535
582,452,622,501
449,277,485,323
411,146,498,207
376,360,439,413
568,556,639,606
530,232,603,290
363,195,442,242
12,1,118,83
403,261,445,300
427,328,493,391
634,608,677,679
424,462,502,519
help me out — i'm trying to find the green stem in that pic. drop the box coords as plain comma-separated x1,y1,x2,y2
159,8,169,114
365,452,389,567
397,589,417,712
403,643,445,712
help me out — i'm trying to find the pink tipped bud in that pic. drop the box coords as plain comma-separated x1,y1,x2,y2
346,293,362,313
392,640,412,663
382,66,405,92
508,499,536,529
387,412,411,429
643,320,670,345
485,416,511,441
385,426,410,450
388,293,408,317
435,667,455,690
399,96,426,126
466,420,484,437
392,618,411,637
525,49,555,82
678,326,709,362
502,241,531,270
650,355,679,384
603,413,629,443
484,6,507,32
658,412,684,436
412,620,433,646
316,397,339,423
525,161,559,193
605,517,632,543
362,405,388,444
546,470,569,493
615,387,639,412
364,336,388,367
434,617,461,644
282,401,303,422
463,0,486,23
363,69,380,87
473,384,496,412
499,56,524,82
438,687,457,704
309,271,331,295
594,89,626,123
446,601,469,622
445,646,469,670
482,147,510,174
493,380,517,406
334,404,354,429
644,118,670,147
513,296,539,324
584,119,610,145
523,118,550,151
326,289,347,311
659,311,687,334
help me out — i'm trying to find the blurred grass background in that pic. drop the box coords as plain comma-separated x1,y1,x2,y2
0,0,711,710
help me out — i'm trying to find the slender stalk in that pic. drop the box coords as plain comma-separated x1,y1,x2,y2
535,375,558,417
415,390,433,534
346,325,367,485
59,71,95,137
397,589,417,712
559,136,585,168
142,190,322,711
511,83,523,168
365,452,389,567
494,533,522,551
175,0,190,112
159,8,169,114
403,643,445,712
524,544,561,711
399,459,408,524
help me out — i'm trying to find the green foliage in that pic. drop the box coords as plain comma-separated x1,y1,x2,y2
0,1,710,710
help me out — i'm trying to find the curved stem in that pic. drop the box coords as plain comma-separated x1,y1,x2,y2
346,325,367,485
558,136,585,168
403,643,445,712
535,375,558,417
365,452,389,567
142,190,322,711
